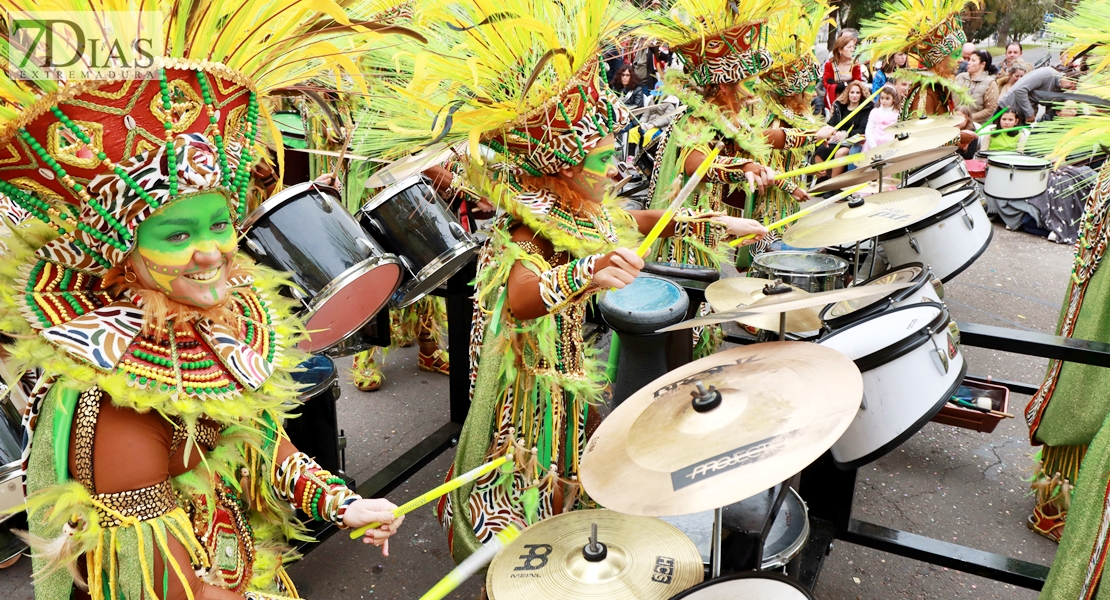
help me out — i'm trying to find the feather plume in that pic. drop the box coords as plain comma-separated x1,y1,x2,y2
638,0,780,48
860,0,979,64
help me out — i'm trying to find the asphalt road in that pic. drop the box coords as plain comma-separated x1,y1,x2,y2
0,217,1077,599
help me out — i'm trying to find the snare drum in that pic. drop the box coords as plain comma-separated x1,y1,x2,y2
749,251,848,293
984,154,1051,200
820,302,965,469
670,572,815,599
721,486,810,570
877,184,992,282
359,176,480,308
905,154,972,190
820,263,943,330
242,182,403,354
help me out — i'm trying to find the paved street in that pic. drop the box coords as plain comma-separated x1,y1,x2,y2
0,220,1077,598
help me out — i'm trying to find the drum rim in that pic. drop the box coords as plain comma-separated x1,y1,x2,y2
876,186,978,238
241,181,342,231
761,487,811,569
986,154,1051,169
752,251,850,275
820,263,932,329
820,301,950,373
906,154,963,183
390,238,482,308
0,463,19,481
292,355,339,398
668,570,816,599
935,219,994,284
361,174,428,213
300,254,403,352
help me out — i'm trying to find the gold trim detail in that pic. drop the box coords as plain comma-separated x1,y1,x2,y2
48,120,104,169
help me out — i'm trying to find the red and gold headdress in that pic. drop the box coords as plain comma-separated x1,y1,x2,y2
861,0,978,70
761,1,834,97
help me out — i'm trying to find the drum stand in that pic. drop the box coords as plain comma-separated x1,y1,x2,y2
849,236,879,282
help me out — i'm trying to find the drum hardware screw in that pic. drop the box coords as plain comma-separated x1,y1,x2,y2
761,280,792,295
908,236,920,254
896,132,910,141
582,523,608,562
690,381,722,413
847,196,865,209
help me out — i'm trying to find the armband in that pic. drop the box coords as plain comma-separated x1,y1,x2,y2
274,452,359,527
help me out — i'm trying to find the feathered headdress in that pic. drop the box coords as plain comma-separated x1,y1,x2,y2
1043,0,1110,73
761,0,834,96
860,0,977,69
639,0,781,86
351,0,633,176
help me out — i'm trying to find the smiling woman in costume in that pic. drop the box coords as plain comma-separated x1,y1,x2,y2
0,1,409,598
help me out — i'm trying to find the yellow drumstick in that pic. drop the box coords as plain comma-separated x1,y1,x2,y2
636,142,724,258
773,152,866,180
728,183,870,246
419,525,522,600
349,455,512,540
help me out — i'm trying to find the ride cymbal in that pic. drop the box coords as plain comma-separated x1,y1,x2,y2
658,281,914,332
486,510,703,600
886,114,965,134
809,146,956,194
783,187,941,248
580,343,862,516
704,278,822,332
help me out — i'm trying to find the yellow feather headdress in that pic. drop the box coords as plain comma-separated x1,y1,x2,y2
860,0,978,69
639,0,782,86
761,0,834,96
1044,0,1110,74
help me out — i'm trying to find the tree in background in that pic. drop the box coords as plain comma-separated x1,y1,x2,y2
836,0,1053,47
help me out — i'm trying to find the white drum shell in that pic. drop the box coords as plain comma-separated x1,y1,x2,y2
878,188,992,282
820,304,965,469
678,579,811,600
821,265,944,331
984,154,1050,200
906,156,972,191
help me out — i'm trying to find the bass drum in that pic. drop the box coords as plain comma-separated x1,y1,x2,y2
670,572,815,599
820,263,944,331
984,153,1051,200
877,184,992,282
820,302,965,469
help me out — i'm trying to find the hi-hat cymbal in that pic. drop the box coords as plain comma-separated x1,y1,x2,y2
364,141,463,188
809,146,956,194
486,510,704,599
865,127,959,163
658,281,914,332
783,187,941,248
579,343,863,516
704,278,822,332
886,114,965,134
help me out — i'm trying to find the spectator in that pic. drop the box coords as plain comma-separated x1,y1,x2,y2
872,52,908,94
863,84,901,152
952,106,981,159
892,77,911,104
823,34,865,113
998,65,1027,97
610,64,645,108
956,42,976,74
979,106,1029,153
996,42,1033,88
955,50,1000,122
999,65,1078,123
813,81,873,178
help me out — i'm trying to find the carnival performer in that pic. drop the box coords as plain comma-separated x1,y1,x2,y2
860,0,977,119
1018,4,1110,596
354,0,767,564
752,0,840,250
0,2,410,598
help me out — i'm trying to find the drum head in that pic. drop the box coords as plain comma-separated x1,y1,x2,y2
824,265,924,321
301,256,403,353
600,274,690,333
291,355,338,399
986,154,1050,169
752,251,848,275
670,572,814,599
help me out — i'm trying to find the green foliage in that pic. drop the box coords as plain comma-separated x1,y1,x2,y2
839,0,890,30
962,0,1053,44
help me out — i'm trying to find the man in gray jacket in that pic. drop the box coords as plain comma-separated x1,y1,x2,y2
999,66,1078,123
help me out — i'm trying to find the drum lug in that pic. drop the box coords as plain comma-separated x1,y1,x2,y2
929,337,949,375
908,235,920,254
398,254,416,273
449,221,468,239
960,204,974,230
244,237,266,257
930,276,945,300
364,216,385,236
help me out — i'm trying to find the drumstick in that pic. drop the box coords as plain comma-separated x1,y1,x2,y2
974,109,1006,135
979,125,1030,137
727,183,870,247
773,152,866,180
635,141,724,258
329,126,357,183
349,456,511,540
418,525,522,600
832,88,884,130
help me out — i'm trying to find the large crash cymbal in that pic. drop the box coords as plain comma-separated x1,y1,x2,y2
704,277,822,332
658,281,914,332
783,187,941,248
864,127,959,163
580,343,863,516
486,510,704,600
809,146,957,194
886,114,965,134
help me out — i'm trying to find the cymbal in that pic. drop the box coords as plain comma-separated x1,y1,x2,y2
809,146,957,194
886,114,965,134
364,141,464,188
657,281,914,332
865,127,959,163
783,187,941,248
579,343,863,516
703,277,822,332
486,510,703,599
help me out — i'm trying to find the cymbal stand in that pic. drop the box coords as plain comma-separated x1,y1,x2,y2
711,507,724,578
852,241,862,282
778,313,787,342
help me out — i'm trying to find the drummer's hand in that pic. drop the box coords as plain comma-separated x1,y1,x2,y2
740,162,775,195
790,186,811,201
314,173,338,187
815,125,837,140
713,217,768,244
593,248,644,290
344,498,405,555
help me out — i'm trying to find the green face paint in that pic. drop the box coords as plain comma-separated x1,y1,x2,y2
132,192,237,308
573,139,618,202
